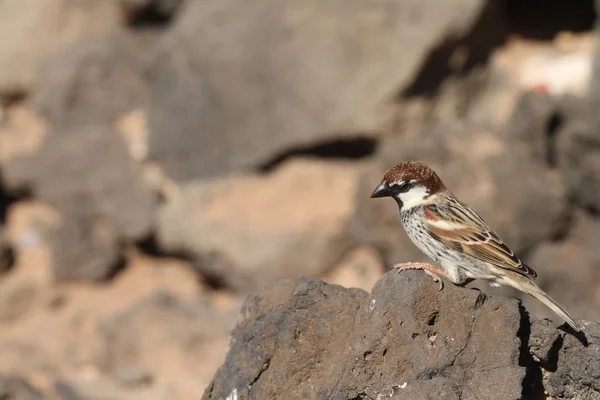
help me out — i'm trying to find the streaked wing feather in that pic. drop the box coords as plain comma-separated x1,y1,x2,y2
424,199,538,279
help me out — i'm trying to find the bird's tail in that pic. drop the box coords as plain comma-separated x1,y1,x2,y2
503,274,580,332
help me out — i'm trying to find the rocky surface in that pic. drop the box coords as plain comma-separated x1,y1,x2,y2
0,0,600,399
206,271,599,400
148,0,488,182
32,32,151,126
205,271,525,400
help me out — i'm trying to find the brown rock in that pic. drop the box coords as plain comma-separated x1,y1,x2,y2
320,246,385,292
156,159,359,290
97,291,232,398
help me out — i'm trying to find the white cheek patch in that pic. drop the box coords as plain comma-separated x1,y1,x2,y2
395,185,429,208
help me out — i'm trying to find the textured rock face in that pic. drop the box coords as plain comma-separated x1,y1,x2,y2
148,0,487,182
204,271,525,400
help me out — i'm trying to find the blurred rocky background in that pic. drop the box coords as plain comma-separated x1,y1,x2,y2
0,0,600,398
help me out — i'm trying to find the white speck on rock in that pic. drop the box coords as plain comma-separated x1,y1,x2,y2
226,388,238,400
369,298,376,313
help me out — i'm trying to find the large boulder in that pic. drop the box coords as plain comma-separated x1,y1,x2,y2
148,0,490,182
204,270,524,400
156,159,359,290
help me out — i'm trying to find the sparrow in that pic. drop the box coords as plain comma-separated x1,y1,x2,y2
370,160,580,331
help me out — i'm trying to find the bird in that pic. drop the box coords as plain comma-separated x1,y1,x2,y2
370,160,580,331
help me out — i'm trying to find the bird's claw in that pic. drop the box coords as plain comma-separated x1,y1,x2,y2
392,262,445,290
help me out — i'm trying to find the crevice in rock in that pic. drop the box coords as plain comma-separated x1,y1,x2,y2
257,136,378,172
0,177,21,225
248,358,271,394
517,304,546,399
399,1,510,99
0,92,27,109
126,6,173,27
505,0,596,40
135,233,228,289
545,112,563,168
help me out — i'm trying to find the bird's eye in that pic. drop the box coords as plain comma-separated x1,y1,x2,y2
394,182,411,193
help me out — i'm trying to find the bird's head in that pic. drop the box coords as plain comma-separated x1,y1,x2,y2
370,161,445,210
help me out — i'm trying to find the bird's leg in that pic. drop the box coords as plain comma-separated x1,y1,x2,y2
391,262,448,290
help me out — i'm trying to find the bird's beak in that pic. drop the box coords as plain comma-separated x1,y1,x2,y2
370,181,392,198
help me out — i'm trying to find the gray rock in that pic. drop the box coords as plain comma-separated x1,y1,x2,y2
528,319,563,364
204,270,524,400
353,124,569,268
3,123,156,281
33,32,151,126
149,0,487,182
156,160,359,291
543,321,600,399
0,0,122,98
524,211,600,323
556,120,600,213
0,375,45,400
49,214,122,282
4,124,156,241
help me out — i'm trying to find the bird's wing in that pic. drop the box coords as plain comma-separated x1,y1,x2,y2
423,198,538,279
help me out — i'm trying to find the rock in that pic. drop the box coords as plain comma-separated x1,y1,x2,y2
353,124,569,268
204,270,524,399
528,319,563,364
50,214,122,282
33,32,152,126
320,246,385,292
149,0,488,182
0,375,45,400
523,211,600,323
156,159,359,290
543,321,600,399
0,279,38,324
97,291,232,397
3,123,156,281
0,0,123,98
556,120,600,212
4,123,156,240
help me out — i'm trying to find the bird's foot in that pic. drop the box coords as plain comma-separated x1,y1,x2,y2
391,262,447,290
